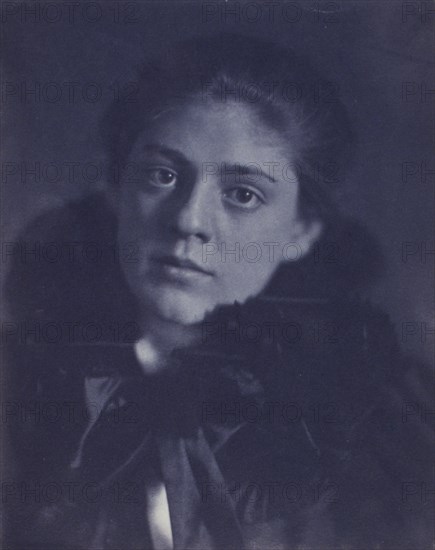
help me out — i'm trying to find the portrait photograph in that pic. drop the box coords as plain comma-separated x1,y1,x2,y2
1,1,434,548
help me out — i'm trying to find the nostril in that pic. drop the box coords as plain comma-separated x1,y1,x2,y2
171,223,211,243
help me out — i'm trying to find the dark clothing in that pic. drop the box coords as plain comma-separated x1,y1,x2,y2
3,194,433,549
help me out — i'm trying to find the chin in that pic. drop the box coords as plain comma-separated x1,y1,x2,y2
145,288,216,326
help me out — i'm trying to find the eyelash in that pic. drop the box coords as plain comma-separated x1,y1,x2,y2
144,167,179,188
143,167,265,211
222,186,264,211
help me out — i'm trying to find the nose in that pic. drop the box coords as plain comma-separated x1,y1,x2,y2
170,180,213,243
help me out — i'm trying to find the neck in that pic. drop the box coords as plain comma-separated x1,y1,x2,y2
135,311,202,373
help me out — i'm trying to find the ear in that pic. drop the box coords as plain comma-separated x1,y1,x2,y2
287,219,323,261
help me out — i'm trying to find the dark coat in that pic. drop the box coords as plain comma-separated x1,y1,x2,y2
3,194,433,549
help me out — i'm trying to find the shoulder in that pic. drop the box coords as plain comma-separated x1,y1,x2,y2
3,193,138,440
212,297,433,546
5,192,116,281
4,193,132,324
208,294,428,471
14,192,114,240
211,295,399,389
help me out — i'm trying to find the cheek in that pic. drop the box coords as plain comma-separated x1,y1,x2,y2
210,209,299,296
213,245,282,303
215,211,297,267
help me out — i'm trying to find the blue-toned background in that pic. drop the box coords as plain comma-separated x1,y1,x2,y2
2,1,433,361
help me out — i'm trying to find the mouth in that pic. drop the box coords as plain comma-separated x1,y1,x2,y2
151,255,215,277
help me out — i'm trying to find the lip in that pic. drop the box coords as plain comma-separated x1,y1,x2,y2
151,255,215,276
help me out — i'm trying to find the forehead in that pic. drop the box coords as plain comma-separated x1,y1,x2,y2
132,101,294,166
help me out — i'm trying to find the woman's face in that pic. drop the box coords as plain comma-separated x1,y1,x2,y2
116,101,320,324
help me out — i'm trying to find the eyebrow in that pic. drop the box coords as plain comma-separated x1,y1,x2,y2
223,163,277,184
142,144,190,167
142,145,277,183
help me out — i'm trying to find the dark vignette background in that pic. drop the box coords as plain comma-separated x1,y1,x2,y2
1,0,434,363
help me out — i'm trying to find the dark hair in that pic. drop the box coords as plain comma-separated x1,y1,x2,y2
101,33,381,295
101,32,355,224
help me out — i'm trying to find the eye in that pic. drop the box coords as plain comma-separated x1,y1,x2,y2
223,187,264,210
145,167,178,188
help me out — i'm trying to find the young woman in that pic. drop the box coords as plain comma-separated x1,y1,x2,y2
5,33,432,549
